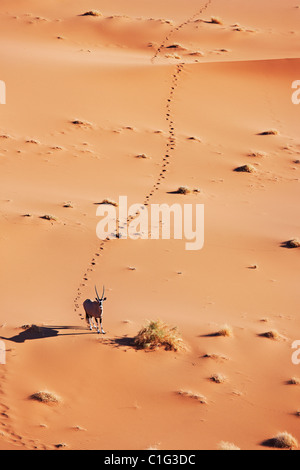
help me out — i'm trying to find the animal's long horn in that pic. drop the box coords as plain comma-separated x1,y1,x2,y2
102,285,105,299
95,285,101,302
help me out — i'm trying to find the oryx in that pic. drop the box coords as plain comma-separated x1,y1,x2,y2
83,286,107,334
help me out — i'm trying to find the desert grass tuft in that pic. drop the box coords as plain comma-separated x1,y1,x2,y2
259,330,283,341
257,129,279,136
210,373,227,384
176,390,207,404
210,17,223,25
234,164,256,173
265,432,298,449
282,239,300,249
30,391,60,405
96,199,118,207
40,214,57,221
134,320,185,352
218,441,240,450
216,324,233,338
288,377,300,385
80,10,102,17
175,186,191,195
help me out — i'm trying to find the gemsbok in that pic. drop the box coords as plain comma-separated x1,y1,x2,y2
83,286,107,334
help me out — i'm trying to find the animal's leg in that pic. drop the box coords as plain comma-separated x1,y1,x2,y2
91,318,97,330
95,318,100,334
88,316,93,331
100,316,106,335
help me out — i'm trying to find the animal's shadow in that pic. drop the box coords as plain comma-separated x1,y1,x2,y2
1,325,90,343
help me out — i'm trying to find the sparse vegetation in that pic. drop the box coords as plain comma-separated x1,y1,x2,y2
80,10,102,17
133,320,185,352
259,330,283,341
176,390,207,404
96,199,118,207
40,214,57,221
218,442,240,450
283,239,300,249
288,377,300,385
258,129,279,136
71,119,92,127
30,391,60,404
234,164,256,173
135,154,149,159
216,325,233,337
175,186,191,195
202,353,228,361
210,373,227,384
210,17,223,25
248,151,266,158
266,432,298,449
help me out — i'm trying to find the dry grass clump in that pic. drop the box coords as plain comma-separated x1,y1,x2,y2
80,10,102,17
265,432,298,449
40,214,57,221
210,373,227,384
258,129,279,136
288,377,300,385
175,186,191,195
71,119,92,127
30,391,60,405
202,353,228,362
218,441,240,450
248,150,267,158
283,239,300,249
96,199,118,207
234,164,256,173
134,320,185,352
176,390,207,404
135,153,149,159
259,330,283,341
216,324,233,338
210,17,223,25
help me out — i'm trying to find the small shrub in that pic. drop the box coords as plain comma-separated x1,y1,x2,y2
176,390,207,404
283,239,300,249
134,320,185,352
80,10,102,17
234,164,256,173
175,186,191,195
30,391,60,404
216,325,233,337
259,330,282,341
210,373,227,384
218,441,240,450
40,215,57,221
267,432,298,449
210,17,223,25
257,129,279,136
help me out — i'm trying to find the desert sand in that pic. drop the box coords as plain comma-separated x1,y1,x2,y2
0,0,300,450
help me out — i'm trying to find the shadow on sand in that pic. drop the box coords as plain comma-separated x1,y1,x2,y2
0,324,91,343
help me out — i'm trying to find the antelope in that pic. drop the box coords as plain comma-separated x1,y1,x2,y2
83,286,107,334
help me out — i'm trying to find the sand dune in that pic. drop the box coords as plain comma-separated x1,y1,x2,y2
0,0,300,450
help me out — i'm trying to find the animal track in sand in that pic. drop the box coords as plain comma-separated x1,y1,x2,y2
74,0,214,317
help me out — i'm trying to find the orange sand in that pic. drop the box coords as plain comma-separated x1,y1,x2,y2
0,0,300,450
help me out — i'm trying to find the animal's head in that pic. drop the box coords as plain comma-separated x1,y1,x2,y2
95,285,107,310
